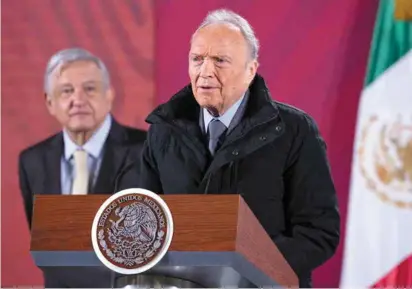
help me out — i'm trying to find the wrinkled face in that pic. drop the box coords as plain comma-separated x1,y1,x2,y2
46,60,114,133
189,23,258,116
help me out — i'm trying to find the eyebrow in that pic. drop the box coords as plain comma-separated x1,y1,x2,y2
57,80,100,89
82,80,99,85
57,83,73,88
189,53,232,61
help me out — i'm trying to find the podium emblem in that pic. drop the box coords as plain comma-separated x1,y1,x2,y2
91,188,174,274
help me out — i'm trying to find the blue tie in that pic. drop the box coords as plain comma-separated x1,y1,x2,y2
208,119,227,155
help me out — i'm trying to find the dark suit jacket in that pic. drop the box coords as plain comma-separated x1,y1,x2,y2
18,118,147,287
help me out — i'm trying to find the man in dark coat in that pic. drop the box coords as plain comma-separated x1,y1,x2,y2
139,9,340,288
18,48,146,287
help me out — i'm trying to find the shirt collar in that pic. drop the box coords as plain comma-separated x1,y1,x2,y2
203,92,246,131
63,114,112,160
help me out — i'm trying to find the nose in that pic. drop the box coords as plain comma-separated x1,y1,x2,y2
72,88,87,104
199,58,215,78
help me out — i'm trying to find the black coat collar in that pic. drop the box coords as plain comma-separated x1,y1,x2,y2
146,74,280,131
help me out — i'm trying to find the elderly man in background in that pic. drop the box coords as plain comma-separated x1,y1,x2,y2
140,9,340,287
18,48,146,287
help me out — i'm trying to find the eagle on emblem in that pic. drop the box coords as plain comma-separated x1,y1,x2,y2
374,120,412,191
109,202,158,243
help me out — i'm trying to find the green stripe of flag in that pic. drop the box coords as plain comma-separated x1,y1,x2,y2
364,0,412,86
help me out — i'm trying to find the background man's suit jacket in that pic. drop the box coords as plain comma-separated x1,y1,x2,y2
17,118,147,288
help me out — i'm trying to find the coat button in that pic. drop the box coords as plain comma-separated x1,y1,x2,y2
275,125,282,132
259,136,267,141
232,149,239,156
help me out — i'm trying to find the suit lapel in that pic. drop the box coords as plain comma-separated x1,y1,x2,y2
44,133,63,194
92,120,129,194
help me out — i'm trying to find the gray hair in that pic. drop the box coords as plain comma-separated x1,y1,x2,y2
193,9,259,60
44,48,110,95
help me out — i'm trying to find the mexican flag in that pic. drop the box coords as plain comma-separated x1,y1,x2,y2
340,0,412,287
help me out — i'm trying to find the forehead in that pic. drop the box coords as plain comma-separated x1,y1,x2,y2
190,24,248,55
53,60,103,85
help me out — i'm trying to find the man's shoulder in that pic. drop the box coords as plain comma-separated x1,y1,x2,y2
143,122,177,151
145,122,173,137
274,101,320,133
19,133,61,162
115,122,147,144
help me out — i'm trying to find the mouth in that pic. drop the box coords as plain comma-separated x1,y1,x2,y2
198,86,218,90
70,112,91,117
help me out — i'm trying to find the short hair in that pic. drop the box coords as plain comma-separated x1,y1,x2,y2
192,9,259,60
44,48,110,95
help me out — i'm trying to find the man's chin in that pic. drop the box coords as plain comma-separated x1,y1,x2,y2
196,97,214,107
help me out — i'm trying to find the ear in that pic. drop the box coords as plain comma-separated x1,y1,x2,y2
45,94,55,116
105,86,115,109
247,60,259,82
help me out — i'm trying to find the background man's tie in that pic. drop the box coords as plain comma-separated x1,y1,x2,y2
208,119,227,155
71,149,89,195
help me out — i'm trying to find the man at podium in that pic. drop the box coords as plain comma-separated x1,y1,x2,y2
140,9,340,288
18,48,147,287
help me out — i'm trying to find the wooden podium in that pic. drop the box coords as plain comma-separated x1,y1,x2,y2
30,194,298,288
